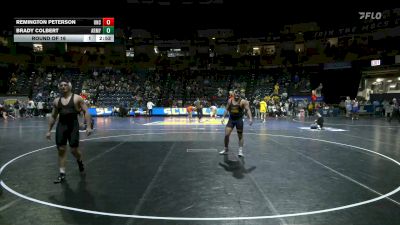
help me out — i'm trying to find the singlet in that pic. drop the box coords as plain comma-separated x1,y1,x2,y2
229,99,244,120
57,94,80,123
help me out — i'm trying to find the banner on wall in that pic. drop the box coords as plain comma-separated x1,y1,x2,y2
88,108,142,116
88,107,226,117
323,62,352,70
291,96,324,102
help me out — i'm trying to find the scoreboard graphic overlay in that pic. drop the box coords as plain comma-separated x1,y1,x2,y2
13,18,114,42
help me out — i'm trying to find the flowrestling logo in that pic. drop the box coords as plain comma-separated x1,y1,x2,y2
359,12,382,20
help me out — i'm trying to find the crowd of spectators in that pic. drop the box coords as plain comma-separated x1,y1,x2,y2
4,65,398,121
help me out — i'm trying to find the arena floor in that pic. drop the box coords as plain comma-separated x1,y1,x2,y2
1,116,400,225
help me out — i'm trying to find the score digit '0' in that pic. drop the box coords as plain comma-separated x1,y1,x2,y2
102,18,114,26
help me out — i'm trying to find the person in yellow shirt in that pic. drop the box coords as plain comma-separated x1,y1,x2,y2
260,99,267,123
274,83,279,95
308,102,314,117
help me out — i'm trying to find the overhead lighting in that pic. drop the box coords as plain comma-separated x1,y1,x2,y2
253,47,260,50
33,43,43,53
376,78,383,82
154,46,159,54
398,77,400,80
387,80,392,82
212,37,216,40
390,84,396,88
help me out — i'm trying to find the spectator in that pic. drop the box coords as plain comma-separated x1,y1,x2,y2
345,96,352,118
147,100,155,117
37,100,44,117
388,98,400,123
315,83,323,97
27,99,35,117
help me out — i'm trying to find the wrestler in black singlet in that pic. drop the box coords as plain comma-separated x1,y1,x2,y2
56,94,80,147
227,98,244,131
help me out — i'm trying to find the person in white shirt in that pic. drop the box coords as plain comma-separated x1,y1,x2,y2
0,103,7,119
37,101,44,117
210,104,218,119
147,101,155,117
389,98,400,123
27,99,35,117
345,96,352,118
315,83,323,97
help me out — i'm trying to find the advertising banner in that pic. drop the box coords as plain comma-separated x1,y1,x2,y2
88,107,225,117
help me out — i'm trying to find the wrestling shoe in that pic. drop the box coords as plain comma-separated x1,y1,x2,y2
238,149,244,157
54,173,66,184
77,160,85,172
219,149,229,155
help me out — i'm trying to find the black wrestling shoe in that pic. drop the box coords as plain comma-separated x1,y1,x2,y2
77,160,85,172
54,173,66,184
